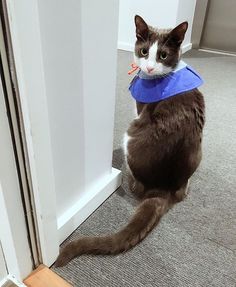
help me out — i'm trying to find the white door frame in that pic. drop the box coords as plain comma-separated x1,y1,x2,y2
0,185,28,286
5,0,121,267
0,78,32,282
0,3,34,284
5,0,59,266
0,243,7,284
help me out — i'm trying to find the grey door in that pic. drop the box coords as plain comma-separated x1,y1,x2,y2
200,0,236,53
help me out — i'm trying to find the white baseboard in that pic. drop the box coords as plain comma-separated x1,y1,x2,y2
118,41,134,52
199,48,236,57
57,168,122,243
0,275,26,287
181,43,192,54
118,41,192,54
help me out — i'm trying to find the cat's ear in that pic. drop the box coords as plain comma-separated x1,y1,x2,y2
168,22,188,46
134,15,149,42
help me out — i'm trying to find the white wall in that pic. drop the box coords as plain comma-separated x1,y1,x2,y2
36,0,85,218
37,0,120,220
176,0,197,48
118,0,196,52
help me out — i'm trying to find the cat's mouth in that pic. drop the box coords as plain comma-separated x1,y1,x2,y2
141,64,173,77
140,67,155,75
146,70,155,75
142,68,166,76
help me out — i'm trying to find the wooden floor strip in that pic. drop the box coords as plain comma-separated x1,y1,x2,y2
23,265,72,287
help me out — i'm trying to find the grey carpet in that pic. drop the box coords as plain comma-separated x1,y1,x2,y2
53,50,236,287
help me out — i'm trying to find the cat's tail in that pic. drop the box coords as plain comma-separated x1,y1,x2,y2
55,195,173,267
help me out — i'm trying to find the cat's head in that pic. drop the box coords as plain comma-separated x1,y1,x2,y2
134,15,188,76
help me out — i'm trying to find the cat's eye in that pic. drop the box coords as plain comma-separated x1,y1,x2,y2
140,48,148,57
160,51,168,60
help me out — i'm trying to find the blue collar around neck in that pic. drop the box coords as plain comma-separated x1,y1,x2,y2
129,60,203,104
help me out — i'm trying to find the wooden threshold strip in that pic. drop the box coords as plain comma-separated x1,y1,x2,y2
23,265,72,287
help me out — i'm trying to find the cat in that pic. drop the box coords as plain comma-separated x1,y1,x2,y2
55,15,205,267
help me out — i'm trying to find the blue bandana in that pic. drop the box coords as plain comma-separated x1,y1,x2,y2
129,61,203,103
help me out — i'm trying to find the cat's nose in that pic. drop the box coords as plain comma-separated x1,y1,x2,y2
147,67,154,73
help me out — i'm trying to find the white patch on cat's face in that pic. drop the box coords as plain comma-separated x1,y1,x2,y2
134,41,172,76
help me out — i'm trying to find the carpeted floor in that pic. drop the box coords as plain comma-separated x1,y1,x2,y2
53,50,236,287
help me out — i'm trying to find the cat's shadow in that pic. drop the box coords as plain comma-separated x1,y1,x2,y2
112,148,139,207
112,148,124,170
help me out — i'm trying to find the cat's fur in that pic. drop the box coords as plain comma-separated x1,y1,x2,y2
55,15,205,267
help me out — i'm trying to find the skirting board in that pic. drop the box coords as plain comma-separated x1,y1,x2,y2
0,275,26,287
118,41,192,54
181,43,192,54
199,48,236,57
118,41,134,52
57,167,122,244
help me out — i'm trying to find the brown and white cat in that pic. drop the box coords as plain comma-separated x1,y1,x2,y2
55,15,205,267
